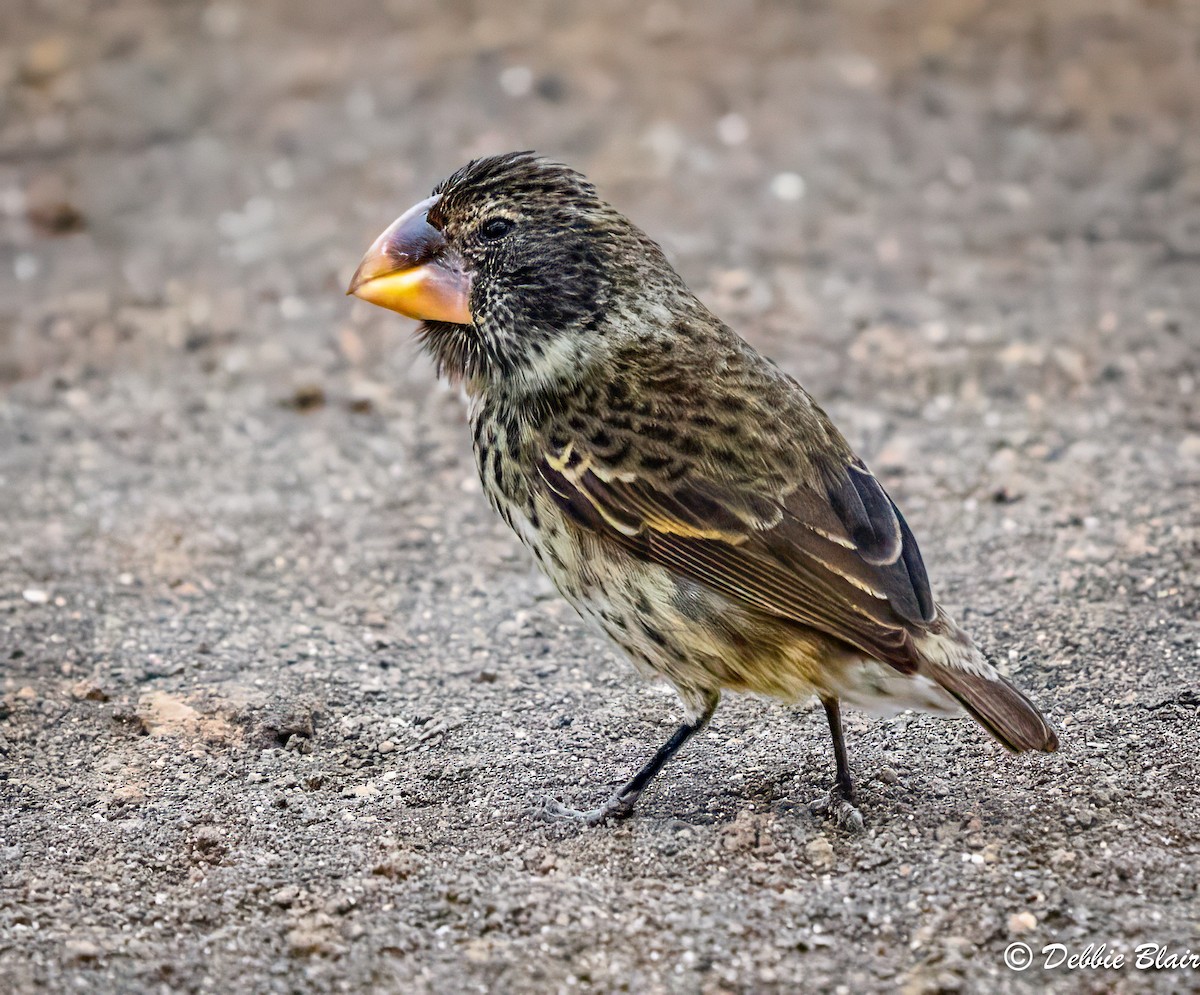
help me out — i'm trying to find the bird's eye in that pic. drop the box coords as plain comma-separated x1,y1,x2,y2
479,217,515,241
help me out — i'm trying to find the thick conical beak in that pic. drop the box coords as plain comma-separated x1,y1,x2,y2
347,195,473,324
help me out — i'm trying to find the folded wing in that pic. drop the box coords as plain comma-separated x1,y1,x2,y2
538,442,934,672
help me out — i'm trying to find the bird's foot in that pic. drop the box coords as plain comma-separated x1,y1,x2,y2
810,783,865,833
535,788,639,827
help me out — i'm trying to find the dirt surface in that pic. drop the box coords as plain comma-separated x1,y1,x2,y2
2,1,1199,992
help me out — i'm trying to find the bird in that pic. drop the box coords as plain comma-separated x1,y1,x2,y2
347,151,1058,829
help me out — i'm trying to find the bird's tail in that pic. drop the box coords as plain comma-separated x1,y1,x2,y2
923,659,1059,753
914,612,1059,753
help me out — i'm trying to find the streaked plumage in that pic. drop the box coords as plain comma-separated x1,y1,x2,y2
349,152,1059,828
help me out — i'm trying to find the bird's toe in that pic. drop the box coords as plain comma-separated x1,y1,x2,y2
534,790,638,826
534,795,609,826
810,789,865,833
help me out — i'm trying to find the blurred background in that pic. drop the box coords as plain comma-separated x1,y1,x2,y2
4,0,1198,401
2,2,1198,993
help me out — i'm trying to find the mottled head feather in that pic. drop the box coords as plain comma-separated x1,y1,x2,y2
414,153,686,397
432,152,598,220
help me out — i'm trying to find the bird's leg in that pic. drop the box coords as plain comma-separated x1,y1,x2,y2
540,691,718,826
810,696,865,832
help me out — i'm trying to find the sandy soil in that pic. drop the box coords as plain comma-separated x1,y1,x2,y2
1,1,1198,992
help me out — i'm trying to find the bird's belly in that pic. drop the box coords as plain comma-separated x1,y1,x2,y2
493,488,962,718
492,492,795,691
825,661,962,717
491,491,731,688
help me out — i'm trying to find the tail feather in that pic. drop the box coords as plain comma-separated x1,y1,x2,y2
924,661,1059,753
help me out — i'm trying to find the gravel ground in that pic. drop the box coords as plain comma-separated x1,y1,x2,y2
2,1,1198,992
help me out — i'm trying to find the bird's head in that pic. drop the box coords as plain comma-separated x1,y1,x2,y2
348,152,684,392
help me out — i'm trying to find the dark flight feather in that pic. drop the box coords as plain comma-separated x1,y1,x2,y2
538,450,931,671
924,661,1060,752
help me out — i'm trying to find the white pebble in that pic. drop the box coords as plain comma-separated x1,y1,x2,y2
499,66,533,98
770,172,806,201
14,254,39,281
716,113,749,146
279,296,306,319
22,589,49,604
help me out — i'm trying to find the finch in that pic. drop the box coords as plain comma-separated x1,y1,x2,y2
348,152,1058,829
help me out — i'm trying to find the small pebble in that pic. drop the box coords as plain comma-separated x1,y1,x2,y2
65,939,101,962
499,66,533,97
111,784,146,804
716,113,749,146
272,885,300,908
805,836,835,870
22,37,70,83
70,681,109,702
1008,911,1038,934
13,253,38,282
770,172,805,201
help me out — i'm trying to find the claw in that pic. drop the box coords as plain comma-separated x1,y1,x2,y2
534,791,638,826
810,786,865,833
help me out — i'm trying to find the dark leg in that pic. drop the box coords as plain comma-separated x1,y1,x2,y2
824,697,856,801
540,691,718,826
810,696,865,831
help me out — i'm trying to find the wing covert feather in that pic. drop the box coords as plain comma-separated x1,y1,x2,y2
537,444,935,669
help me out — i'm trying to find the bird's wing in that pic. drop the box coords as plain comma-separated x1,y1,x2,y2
537,442,935,670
